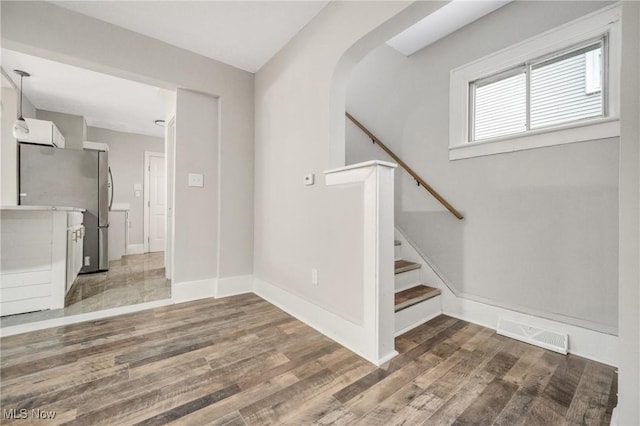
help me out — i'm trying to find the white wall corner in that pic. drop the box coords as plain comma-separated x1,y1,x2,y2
126,244,145,255
171,278,217,304
215,275,254,298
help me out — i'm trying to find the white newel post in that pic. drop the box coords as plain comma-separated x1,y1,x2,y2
325,160,398,365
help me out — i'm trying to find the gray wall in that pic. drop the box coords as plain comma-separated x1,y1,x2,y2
2,1,254,284
87,126,164,247
346,1,618,333
173,89,218,283
36,109,85,150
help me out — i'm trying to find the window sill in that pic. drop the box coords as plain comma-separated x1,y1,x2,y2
449,118,620,160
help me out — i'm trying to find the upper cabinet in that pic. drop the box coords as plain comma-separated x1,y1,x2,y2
16,118,65,148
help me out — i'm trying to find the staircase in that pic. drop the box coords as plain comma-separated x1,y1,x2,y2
394,239,442,335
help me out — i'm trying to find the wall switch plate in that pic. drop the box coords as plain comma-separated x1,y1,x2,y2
133,184,142,191
304,174,315,186
188,173,204,187
311,268,319,285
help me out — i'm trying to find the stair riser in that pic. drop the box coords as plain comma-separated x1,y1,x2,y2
395,295,442,335
395,269,421,292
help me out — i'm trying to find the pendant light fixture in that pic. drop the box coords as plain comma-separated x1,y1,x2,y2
12,69,31,138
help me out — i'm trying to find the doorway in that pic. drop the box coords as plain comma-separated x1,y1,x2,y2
144,151,166,253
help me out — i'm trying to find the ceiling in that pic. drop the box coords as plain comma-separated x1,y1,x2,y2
1,1,509,140
2,49,174,137
52,1,330,73
387,0,511,56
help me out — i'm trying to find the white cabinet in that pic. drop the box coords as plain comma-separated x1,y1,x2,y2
66,213,84,294
1,207,84,316
16,118,65,148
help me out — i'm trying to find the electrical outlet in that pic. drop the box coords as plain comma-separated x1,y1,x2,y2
311,268,319,285
84,256,91,266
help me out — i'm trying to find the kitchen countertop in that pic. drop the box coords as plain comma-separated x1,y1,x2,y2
0,205,86,212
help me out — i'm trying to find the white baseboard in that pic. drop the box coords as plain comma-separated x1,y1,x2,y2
172,278,216,304
0,299,172,337
216,275,254,298
441,290,618,366
253,277,396,366
127,244,145,255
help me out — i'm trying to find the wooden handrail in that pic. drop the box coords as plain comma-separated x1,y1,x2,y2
346,112,464,220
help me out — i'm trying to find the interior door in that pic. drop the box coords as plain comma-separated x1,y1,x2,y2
148,154,166,253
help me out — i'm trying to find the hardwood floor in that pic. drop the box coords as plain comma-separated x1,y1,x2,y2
0,294,616,425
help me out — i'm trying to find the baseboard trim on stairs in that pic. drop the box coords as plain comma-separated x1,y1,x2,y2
253,277,397,366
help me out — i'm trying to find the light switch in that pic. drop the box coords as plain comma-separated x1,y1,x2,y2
188,173,204,187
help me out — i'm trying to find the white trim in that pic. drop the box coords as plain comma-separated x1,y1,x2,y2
449,4,621,159
394,296,442,336
0,299,172,338
450,119,620,160
254,277,398,366
215,275,254,298
171,278,216,304
324,160,398,365
126,244,144,255
442,292,618,366
165,117,176,281
143,151,165,254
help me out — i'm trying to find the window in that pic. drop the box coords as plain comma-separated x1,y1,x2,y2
449,5,620,160
470,39,606,142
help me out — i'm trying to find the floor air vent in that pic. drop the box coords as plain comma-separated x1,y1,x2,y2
497,317,568,355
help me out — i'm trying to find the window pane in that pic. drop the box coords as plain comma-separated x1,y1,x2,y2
473,72,527,141
530,44,603,129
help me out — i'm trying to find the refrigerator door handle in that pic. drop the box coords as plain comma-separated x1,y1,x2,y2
108,167,114,210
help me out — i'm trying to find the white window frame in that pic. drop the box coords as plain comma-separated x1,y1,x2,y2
449,4,621,160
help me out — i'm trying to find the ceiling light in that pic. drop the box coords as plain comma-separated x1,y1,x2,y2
12,70,30,138
154,119,165,127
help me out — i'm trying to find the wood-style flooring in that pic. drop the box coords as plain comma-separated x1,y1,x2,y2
0,294,616,425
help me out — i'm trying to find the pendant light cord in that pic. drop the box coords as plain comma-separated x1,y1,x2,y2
18,74,23,118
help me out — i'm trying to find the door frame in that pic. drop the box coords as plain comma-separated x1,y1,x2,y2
143,151,165,254
165,117,175,280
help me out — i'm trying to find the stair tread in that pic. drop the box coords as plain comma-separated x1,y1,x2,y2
394,285,441,312
394,240,401,246
395,259,421,274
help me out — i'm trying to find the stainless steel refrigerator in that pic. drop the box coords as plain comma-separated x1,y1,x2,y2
19,143,112,273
